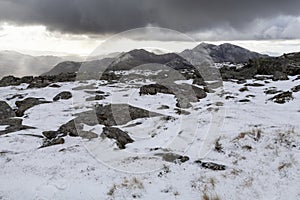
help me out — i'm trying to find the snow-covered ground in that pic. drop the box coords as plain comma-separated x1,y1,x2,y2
0,75,299,200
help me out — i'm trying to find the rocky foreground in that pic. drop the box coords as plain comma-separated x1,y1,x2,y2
0,53,300,199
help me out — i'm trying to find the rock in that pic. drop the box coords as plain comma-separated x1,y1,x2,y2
155,153,189,163
0,118,34,135
53,91,72,101
84,90,105,95
72,84,98,91
49,84,61,88
269,91,293,104
139,84,174,95
291,85,300,93
244,83,265,87
57,120,78,137
195,160,226,170
42,131,58,139
176,97,192,109
264,88,282,95
79,131,98,140
239,87,249,92
0,101,15,120
174,108,191,115
15,97,51,117
0,76,21,87
101,127,134,149
6,94,26,101
39,137,65,149
76,104,162,127
193,77,206,86
239,99,250,102
272,71,289,81
237,80,247,84
157,105,170,110
191,85,207,99
85,95,105,101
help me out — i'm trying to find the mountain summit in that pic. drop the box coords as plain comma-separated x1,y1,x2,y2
181,43,268,64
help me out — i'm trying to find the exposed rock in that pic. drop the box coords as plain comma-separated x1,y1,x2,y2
6,94,26,101
139,84,173,95
291,85,300,93
39,137,65,149
72,84,98,91
57,120,78,137
0,101,15,120
15,97,51,117
42,131,58,139
244,83,265,87
84,90,105,95
86,95,105,101
101,127,134,149
174,108,191,115
157,105,170,110
272,71,289,81
195,160,226,171
155,153,189,163
239,99,251,103
49,84,61,88
264,88,282,95
53,91,72,101
239,87,249,92
78,131,98,140
269,91,293,104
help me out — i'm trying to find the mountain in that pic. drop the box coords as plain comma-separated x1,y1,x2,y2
0,51,65,78
181,43,268,64
42,49,195,76
107,49,193,71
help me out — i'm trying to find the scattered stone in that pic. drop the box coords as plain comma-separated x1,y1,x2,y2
139,84,173,95
86,95,105,101
239,87,248,92
42,131,58,139
78,131,98,140
264,88,282,95
53,91,72,101
244,83,265,87
72,84,98,91
155,153,189,163
39,137,65,149
48,84,61,88
6,94,26,101
237,80,247,84
246,94,255,98
272,71,289,81
239,99,250,102
174,108,191,115
215,102,224,106
195,160,226,171
269,91,293,104
84,90,105,95
57,120,78,137
291,85,300,93
225,96,235,100
15,97,50,117
101,127,134,149
157,105,170,110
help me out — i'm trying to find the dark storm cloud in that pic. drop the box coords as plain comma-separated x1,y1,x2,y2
1,0,300,38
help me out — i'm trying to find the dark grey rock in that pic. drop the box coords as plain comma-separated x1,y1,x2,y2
0,101,15,120
292,85,300,93
53,91,72,101
195,160,226,170
272,71,289,81
269,91,293,104
101,127,134,149
42,131,58,139
15,97,51,117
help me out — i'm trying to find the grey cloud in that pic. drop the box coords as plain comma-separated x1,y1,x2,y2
1,0,300,39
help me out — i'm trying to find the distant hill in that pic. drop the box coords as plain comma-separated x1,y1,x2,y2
0,51,65,78
181,43,268,64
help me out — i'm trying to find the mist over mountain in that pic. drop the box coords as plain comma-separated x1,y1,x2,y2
0,51,64,78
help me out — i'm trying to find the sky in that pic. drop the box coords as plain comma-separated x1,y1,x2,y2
1,0,300,56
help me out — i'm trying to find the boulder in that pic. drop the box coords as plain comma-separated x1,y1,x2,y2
195,160,226,170
272,71,289,81
0,101,15,120
15,97,51,117
291,85,300,93
269,91,293,104
101,127,134,149
139,84,174,95
53,91,72,101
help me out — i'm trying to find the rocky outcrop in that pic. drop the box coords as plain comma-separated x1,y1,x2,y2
0,101,15,120
269,91,293,104
101,127,134,149
15,97,51,117
139,84,174,95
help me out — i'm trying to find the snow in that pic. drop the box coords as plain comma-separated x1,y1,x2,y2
0,75,299,199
